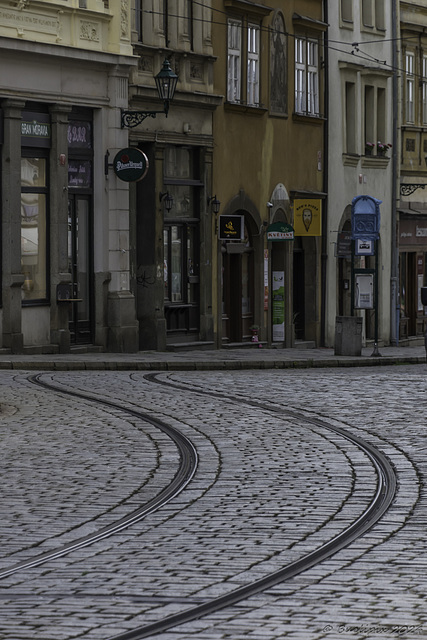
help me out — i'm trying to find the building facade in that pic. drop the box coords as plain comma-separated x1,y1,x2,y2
0,0,138,353
127,0,221,351
398,1,427,343
325,0,395,347
212,0,327,348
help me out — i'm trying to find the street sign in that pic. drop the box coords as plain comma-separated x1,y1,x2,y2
351,195,381,240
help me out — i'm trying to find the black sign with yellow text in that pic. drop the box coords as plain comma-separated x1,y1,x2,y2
219,214,244,240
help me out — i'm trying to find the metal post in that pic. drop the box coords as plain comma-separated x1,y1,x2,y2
371,239,381,357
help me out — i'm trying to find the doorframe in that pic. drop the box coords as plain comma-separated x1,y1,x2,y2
217,190,262,346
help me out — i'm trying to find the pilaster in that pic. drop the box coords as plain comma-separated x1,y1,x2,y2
1,99,25,353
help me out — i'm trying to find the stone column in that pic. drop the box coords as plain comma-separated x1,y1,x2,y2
49,104,72,353
1,99,25,353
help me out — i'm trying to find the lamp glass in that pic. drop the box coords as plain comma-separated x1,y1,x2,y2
155,59,178,103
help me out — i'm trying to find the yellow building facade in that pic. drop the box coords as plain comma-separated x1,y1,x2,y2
212,0,327,347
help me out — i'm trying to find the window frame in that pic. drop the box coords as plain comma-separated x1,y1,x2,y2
227,14,263,108
405,51,415,125
227,18,242,103
21,150,50,305
294,36,320,117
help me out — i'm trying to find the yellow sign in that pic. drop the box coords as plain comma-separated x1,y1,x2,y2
294,199,322,236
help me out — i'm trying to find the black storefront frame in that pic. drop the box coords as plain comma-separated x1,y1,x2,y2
21,107,51,307
67,109,94,344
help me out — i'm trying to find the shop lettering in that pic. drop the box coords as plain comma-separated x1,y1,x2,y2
68,125,88,145
21,121,50,138
116,160,144,171
416,226,427,237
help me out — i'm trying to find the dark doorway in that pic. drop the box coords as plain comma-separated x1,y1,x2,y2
68,195,93,344
293,239,305,339
222,222,254,342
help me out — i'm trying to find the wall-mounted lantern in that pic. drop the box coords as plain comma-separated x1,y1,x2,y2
121,59,178,129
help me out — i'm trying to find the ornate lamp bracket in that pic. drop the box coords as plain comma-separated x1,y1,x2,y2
400,184,426,197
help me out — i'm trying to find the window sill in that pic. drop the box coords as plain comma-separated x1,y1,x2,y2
224,102,267,116
361,155,390,169
342,153,360,167
292,112,325,125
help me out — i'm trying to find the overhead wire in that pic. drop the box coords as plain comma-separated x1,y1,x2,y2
140,3,427,81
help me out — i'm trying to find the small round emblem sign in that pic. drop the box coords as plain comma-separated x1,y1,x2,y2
113,148,149,182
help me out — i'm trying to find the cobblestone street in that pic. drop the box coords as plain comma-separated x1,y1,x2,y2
0,363,426,639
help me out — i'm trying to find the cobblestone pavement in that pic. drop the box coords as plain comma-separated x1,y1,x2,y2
0,364,426,640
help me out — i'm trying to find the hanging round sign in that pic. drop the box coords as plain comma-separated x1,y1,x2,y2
113,148,149,182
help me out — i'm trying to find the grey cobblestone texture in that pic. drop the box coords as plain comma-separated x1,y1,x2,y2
0,362,426,639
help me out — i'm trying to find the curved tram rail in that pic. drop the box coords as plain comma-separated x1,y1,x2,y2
105,373,398,640
0,372,397,640
0,373,198,580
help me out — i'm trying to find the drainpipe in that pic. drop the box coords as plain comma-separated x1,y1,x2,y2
390,0,399,345
320,0,329,347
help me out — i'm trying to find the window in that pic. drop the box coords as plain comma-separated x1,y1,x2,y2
422,55,427,125
341,0,353,23
345,81,356,153
247,25,260,105
227,19,242,103
163,147,202,334
134,0,142,40
295,37,319,116
362,0,384,31
227,18,261,106
21,156,48,301
406,52,415,124
363,83,389,155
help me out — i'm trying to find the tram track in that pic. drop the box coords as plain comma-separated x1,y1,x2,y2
1,371,399,640
102,372,398,640
0,373,198,579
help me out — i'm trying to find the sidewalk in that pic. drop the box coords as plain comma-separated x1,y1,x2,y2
0,344,425,371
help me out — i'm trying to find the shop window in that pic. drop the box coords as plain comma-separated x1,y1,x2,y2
163,147,202,335
295,37,319,116
21,156,48,302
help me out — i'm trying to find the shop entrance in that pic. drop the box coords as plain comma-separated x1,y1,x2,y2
293,238,305,340
222,223,254,343
68,195,93,344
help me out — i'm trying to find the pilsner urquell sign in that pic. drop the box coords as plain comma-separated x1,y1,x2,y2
113,148,149,182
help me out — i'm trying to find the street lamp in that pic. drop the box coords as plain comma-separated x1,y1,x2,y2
207,195,221,215
121,59,178,129
160,191,174,212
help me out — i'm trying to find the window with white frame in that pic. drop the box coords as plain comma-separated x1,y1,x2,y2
422,55,427,125
227,19,242,103
406,52,415,124
295,37,319,116
247,25,260,105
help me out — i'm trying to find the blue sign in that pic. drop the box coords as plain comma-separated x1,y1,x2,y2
351,195,381,240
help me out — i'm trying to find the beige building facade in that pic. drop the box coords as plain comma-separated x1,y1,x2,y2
0,1,138,353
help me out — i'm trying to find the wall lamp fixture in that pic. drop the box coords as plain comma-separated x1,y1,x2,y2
207,195,221,215
121,59,178,128
160,191,174,212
